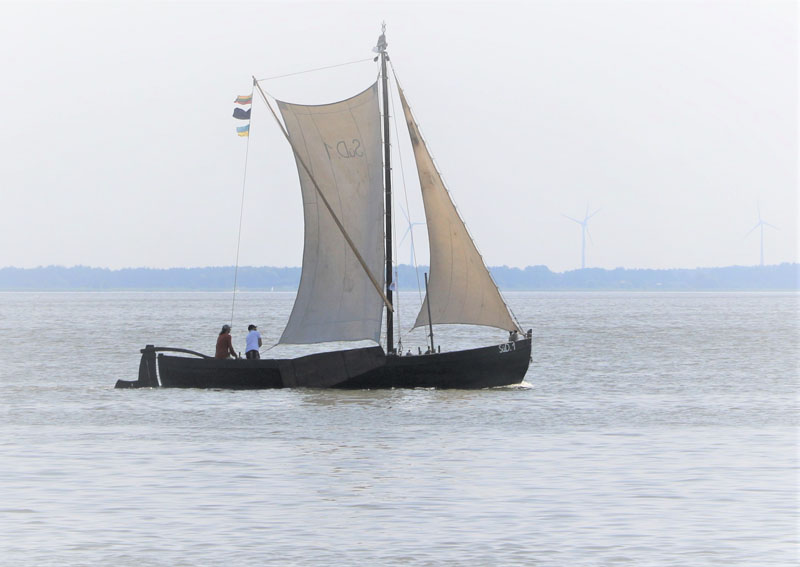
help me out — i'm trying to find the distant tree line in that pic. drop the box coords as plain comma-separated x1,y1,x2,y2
0,266,300,291
0,264,800,291
0,263,797,291
486,264,799,291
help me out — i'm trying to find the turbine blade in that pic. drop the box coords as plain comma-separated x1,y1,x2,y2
586,227,594,244
400,222,426,245
745,222,760,237
763,221,779,230
587,208,601,220
562,214,581,224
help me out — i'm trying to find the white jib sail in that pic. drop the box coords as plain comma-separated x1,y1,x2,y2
398,86,521,333
278,83,385,344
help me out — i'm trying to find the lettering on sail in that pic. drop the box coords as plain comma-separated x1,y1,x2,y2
324,139,364,160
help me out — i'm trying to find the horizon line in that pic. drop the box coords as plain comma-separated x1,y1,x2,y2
1,262,798,274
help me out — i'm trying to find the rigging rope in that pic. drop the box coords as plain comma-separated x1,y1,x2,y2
388,63,424,305
386,67,423,352
230,85,255,329
387,80,402,354
256,58,374,82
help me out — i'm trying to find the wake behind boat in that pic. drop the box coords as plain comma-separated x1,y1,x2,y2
116,26,532,390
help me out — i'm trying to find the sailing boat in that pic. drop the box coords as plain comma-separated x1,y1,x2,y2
116,29,531,390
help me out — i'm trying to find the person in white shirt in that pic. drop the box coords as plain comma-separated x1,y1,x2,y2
245,324,263,359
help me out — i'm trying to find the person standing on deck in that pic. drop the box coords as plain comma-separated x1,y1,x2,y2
245,324,262,359
215,324,238,359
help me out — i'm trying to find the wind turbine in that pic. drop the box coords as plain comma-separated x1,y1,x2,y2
563,206,600,270
746,202,778,266
399,221,426,266
397,205,426,266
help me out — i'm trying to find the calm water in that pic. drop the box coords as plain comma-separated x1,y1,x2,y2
0,291,797,566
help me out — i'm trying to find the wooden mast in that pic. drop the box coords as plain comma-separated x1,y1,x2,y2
377,24,395,354
424,272,435,353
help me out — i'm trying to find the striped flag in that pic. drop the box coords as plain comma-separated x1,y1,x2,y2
236,124,250,137
235,94,252,105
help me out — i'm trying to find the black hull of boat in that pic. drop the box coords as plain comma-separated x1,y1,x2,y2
116,339,532,390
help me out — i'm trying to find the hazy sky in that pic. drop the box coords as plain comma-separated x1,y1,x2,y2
0,0,796,272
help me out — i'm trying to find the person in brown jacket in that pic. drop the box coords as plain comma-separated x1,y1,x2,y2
215,324,238,359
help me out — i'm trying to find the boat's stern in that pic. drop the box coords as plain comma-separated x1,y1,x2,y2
115,345,159,388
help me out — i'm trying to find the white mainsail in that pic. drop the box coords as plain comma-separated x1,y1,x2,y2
398,86,521,333
277,83,385,344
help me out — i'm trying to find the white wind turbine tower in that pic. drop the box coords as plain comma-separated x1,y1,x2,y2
563,206,600,270
399,221,426,266
746,202,778,266
397,205,426,266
